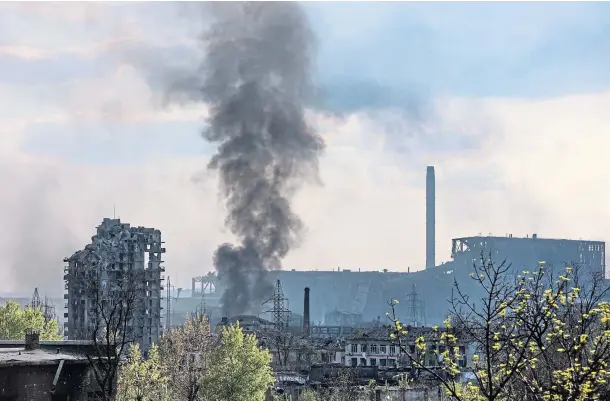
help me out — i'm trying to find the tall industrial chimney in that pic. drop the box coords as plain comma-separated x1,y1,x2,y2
426,166,435,269
303,287,310,336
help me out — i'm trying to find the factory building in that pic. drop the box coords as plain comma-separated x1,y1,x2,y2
63,218,166,352
181,165,606,327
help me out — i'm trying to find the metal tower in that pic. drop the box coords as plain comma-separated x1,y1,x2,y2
262,279,291,331
31,288,56,322
31,288,41,310
42,296,56,322
405,284,426,327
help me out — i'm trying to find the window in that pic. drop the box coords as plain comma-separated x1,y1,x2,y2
351,358,357,367
390,359,397,367
360,358,367,366
351,344,358,353
370,358,376,366
380,345,386,354
361,344,367,353
380,359,387,367
389,345,396,355
370,344,378,354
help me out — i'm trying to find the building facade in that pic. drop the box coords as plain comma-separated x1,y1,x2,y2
342,327,471,370
64,218,165,351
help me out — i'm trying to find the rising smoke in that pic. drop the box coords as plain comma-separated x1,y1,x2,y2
194,2,324,316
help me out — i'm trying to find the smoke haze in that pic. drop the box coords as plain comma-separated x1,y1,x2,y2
192,2,324,316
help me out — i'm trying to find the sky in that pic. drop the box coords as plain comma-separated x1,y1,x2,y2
0,1,609,298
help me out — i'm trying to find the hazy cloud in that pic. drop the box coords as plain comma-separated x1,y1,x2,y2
0,2,609,298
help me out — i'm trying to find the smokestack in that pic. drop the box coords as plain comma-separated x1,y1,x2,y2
303,287,310,336
426,166,435,269
25,328,40,351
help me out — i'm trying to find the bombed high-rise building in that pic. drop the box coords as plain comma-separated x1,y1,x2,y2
63,218,166,351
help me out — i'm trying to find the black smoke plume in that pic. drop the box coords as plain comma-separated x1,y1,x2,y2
198,2,324,317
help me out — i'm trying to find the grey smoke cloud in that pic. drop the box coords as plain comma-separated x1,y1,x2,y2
178,2,325,316
2,164,77,299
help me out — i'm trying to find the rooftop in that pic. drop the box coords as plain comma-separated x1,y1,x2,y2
453,234,605,244
0,347,88,367
0,340,94,348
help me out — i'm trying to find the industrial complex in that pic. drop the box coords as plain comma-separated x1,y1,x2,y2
168,166,607,330
48,165,609,344
1,164,606,397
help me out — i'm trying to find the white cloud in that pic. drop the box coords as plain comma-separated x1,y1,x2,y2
1,70,609,296
1,2,608,298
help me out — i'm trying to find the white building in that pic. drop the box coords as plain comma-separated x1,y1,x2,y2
342,327,470,369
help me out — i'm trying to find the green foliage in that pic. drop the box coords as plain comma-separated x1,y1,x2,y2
157,313,213,401
0,300,61,340
389,256,610,401
299,390,319,401
116,343,168,401
200,322,274,401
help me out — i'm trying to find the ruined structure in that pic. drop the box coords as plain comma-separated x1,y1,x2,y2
186,235,606,327
183,166,606,327
63,218,165,351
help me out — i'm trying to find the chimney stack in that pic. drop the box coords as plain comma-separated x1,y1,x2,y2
426,166,435,269
303,287,310,336
25,328,40,351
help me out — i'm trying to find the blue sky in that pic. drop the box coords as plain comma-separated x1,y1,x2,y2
2,2,610,295
307,2,610,100
1,1,608,162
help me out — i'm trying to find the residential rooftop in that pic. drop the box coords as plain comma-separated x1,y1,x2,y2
0,347,88,367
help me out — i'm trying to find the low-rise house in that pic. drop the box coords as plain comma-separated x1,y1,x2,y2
343,326,471,370
0,329,111,401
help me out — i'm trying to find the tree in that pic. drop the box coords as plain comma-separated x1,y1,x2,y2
158,313,213,401
259,327,318,372
506,264,610,401
264,329,300,371
200,322,274,401
0,300,61,340
116,343,168,401
389,254,610,401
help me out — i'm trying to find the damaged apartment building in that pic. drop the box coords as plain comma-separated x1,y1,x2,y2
63,218,166,352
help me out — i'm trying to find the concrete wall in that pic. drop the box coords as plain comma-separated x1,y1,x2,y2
0,362,88,401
